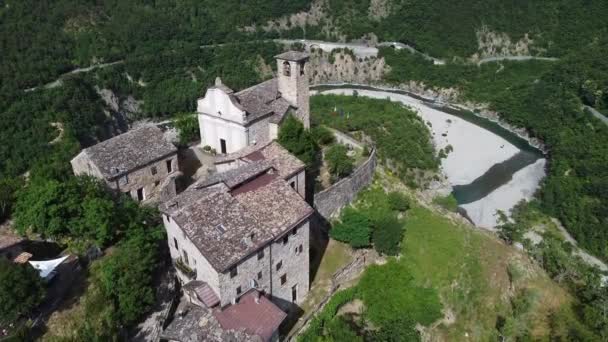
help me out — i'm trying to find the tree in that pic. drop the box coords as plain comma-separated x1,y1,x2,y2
14,176,118,246
372,216,405,256
94,226,162,325
0,259,45,323
329,207,371,248
325,144,354,178
174,113,199,146
278,114,318,167
0,177,23,223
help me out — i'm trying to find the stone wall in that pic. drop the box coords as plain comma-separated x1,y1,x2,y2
314,147,377,219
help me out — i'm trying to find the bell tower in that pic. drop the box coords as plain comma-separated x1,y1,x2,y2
275,51,310,129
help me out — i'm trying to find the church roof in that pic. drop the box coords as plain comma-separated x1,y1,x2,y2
77,125,177,180
215,141,305,179
159,162,313,272
233,79,293,124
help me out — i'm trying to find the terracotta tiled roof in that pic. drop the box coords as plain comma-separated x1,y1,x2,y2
184,280,220,308
76,125,177,180
160,302,260,342
214,290,287,342
160,162,313,272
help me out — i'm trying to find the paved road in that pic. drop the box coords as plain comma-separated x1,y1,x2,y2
24,60,124,92
477,55,559,64
584,105,608,126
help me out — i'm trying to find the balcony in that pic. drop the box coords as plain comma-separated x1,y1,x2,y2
175,258,197,279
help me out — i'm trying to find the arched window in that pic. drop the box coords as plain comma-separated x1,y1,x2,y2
283,61,291,77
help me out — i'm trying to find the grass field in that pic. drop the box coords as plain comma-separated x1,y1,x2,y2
300,177,575,341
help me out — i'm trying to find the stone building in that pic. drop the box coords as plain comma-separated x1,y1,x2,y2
71,125,179,202
197,51,310,154
159,142,312,313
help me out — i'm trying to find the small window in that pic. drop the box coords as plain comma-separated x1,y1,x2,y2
299,245,303,253
173,237,179,250
137,188,144,201
283,235,289,245
300,62,305,76
290,181,295,189
236,286,242,295
166,160,173,173
283,61,291,76
165,214,171,222
257,271,263,280
257,249,264,260
155,180,160,187
230,266,238,278
183,250,189,265
292,227,298,236
151,166,158,175
280,274,287,285
276,261,282,271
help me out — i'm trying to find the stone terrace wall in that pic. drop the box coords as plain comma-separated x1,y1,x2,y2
314,147,377,219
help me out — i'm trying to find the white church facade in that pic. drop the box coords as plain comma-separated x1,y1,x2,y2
197,51,310,154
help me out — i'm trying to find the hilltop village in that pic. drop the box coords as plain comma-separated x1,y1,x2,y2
70,51,317,341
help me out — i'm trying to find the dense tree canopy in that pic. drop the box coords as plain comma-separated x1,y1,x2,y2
0,259,45,323
278,115,319,167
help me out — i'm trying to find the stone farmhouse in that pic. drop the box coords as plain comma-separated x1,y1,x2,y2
71,125,179,202
197,51,310,154
159,141,312,341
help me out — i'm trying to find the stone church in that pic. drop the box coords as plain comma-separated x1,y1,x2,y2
197,51,310,154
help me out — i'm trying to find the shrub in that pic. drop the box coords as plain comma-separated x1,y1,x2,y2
433,194,458,212
0,259,45,323
330,207,371,248
298,288,357,342
387,192,410,212
311,125,335,146
370,315,420,342
373,216,405,256
325,144,354,178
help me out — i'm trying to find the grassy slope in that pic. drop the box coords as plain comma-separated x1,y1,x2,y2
402,204,570,340
302,174,574,340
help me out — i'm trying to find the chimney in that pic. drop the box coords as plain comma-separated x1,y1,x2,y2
215,77,222,87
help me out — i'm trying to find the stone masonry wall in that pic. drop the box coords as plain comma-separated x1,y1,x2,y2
314,147,377,219
270,220,310,311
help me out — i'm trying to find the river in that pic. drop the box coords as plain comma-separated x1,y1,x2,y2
312,84,546,229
